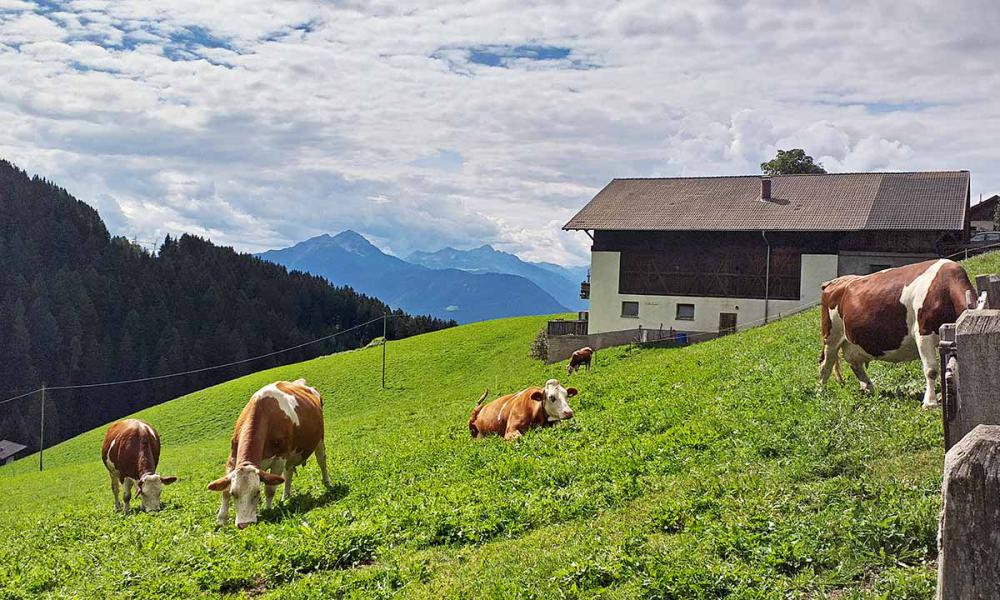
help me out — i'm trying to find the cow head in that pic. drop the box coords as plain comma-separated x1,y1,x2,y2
531,379,577,422
208,465,284,528
135,473,177,512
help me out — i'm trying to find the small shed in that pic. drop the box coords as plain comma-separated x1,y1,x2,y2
0,440,27,465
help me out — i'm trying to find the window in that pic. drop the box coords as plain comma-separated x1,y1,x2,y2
988,233,1000,242
621,301,639,318
972,233,987,242
676,303,695,321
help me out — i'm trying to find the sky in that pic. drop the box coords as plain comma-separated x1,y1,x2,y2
1,1,998,266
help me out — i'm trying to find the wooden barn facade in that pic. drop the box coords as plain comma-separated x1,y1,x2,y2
564,171,970,336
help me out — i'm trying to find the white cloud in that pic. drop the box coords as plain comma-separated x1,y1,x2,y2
1,0,998,267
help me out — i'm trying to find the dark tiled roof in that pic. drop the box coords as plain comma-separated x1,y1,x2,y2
564,171,969,232
0,440,27,461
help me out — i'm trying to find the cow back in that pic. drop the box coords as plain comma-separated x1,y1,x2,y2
102,419,161,480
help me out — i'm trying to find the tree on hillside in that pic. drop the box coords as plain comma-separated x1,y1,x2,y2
760,149,827,175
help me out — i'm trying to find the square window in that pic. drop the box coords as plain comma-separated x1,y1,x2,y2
676,303,695,320
621,301,639,318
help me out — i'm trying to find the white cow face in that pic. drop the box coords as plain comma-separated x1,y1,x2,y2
533,379,577,422
135,473,177,512
208,465,284,528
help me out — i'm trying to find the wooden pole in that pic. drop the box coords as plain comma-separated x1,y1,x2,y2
381,314,387,389
937,425,1000,598
38,384,45,472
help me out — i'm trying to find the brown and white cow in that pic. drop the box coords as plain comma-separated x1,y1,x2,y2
819,259,977,407
102,419,177,513
469,379,577,441
566,347,594,375
208,378,331,528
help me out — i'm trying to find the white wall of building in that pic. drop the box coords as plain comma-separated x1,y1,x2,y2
587,251,839,335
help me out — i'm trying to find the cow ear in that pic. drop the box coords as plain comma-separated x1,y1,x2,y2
566,387,578,398
161,476,178,485
207,476,230,492
530,390,544,402
259,472,285,486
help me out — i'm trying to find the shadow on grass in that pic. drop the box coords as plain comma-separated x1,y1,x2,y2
264,482,350,522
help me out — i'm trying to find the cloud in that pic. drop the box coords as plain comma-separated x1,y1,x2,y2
0,0,998,267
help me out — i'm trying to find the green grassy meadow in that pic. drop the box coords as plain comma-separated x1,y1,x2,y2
2,252,998,599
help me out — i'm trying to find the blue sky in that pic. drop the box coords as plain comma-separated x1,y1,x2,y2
1,0,998,265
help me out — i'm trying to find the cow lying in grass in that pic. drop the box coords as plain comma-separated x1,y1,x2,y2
102,419,177,513
208,378,331,528
819,259,978,407
469,379,577,440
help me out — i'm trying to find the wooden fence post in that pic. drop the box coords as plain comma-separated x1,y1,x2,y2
975,274,1000,310
937,425,1000,599
942,309,1000,449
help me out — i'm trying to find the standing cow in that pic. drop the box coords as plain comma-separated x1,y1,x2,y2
469,379,577,440
208,378,331,528
819,259,976,407
102,419,177,512
566,347,594,375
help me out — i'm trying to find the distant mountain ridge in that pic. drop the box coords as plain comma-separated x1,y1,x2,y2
257,232,569,323
407,244,587,311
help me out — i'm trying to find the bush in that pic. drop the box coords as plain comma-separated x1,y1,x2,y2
529,328,548,361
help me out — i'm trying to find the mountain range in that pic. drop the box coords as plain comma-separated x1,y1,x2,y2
258,232,586,323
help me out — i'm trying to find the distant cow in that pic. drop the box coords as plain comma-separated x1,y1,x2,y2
819,259,977,407
208,379,331,528
102,419,177,513
469,379,577,440
566,347,594,374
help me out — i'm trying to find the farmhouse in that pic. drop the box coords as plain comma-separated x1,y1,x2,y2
970,194,998,232
563,171,970,337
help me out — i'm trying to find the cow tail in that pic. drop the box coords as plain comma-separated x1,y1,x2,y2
469,389,489,437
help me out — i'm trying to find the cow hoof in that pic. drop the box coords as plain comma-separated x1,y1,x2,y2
922,401,940,410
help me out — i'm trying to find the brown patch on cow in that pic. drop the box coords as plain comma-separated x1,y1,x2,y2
102,419,161,481
916,261,975,336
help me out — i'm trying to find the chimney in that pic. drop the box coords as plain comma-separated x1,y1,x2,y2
760,176,772,201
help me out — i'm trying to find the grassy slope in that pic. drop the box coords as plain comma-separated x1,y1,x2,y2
2,252,998,599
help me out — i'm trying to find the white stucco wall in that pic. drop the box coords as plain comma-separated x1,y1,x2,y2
587,251,839,335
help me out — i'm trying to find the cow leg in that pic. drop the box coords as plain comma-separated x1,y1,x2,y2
216,490,230,527
848,361,874,394
819,337,843,385
110,474,122,512
314,440,331,488
503,427,523,441
265,459,285,510
917,334,940,408
121,478,134,514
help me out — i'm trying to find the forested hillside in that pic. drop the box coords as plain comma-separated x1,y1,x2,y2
0,160,452,454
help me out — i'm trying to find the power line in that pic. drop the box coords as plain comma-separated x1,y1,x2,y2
0,314,391,406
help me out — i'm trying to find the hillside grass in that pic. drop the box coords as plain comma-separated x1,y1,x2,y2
2,252,998,599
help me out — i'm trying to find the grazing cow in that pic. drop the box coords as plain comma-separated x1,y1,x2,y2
469,379,577,440
819,259,976,407
208,378,331,528
101,419,177,513
566,347,594,375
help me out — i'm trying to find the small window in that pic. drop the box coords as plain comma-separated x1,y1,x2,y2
676,303,695,321
988,233,1000,242
621,301,639,318
972,233,987,242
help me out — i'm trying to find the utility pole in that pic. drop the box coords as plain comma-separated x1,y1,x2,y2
39,384,45,472
381,314,387,389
